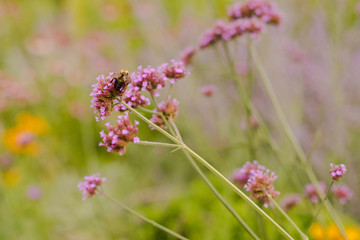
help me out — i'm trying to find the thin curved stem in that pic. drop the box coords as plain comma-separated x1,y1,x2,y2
137,140,183,148
249,42,347,240
102,192,188,240
121,101,294,240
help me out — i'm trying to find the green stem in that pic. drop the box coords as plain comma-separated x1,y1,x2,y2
249,42,347,240
102,192,188,240
306,180,335,233
137,140,183,148
121,101,294,239
267,193,308,240
170,120,260,240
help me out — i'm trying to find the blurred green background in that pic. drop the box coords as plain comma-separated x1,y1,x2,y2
0,0,360,239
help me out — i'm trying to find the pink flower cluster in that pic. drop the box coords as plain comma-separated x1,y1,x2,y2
332,184,353,204
280,194,302,212
201,85,217,97
227,0,281,25
90,73,123,121
245,169,280,207
117,86,150,112
151,97,179,129
78,173,106,200
231,161,265,188
329,163,347,181
99,113,139,155
131,66,167,96
304,182,326,203
159,60,189,84
180,47,196,66
199,19,264,49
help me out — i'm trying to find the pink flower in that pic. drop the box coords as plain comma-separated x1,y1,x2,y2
131,66,167,96
280,194,302,212
150,97,179,129
180,47,196,66
78,173,106,200
329,163,347,181
224,18,265,40
199,20,230,49
304,182,326,203
117,84,150,112
27,185,42,200
16,131,35,147
99,113,139,155
231,161,265,188
201,85,217,97
332,184,353,204
159,60,189,84
244,169,280,207
227,0,282,25
91,72,129,120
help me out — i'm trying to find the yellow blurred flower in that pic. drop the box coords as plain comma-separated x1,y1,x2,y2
2,112,48,155
345,226,360,240
327,224,343,240
309,222,326,240
2,168,22,187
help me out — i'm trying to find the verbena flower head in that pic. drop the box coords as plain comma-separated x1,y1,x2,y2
131,66,167,96
150,97,179,129
332,184,353,204
244,169,280,207
159,60,189,84
99,113,139,155
231,160,265,188
201,85,217,97
329,163,347,181
227,0,282,25
116,84,150,112
180,46,196,66
91,72,129,120
280,194,302,212
78,173,106,200
304,182,326,203
199,20,229,49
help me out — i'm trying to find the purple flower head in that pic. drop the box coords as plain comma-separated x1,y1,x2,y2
231,160,265,188
91,72,130,120
227,18,265,40
332,184,353,204
227,0,282,25
78,173,106,200
159,60,189,84
329,163,347,181
99,113,139,155
150,97,179,129
304,182,326,203
16,131,35,147
280,194,302,212
27,185,43,200
180,47,196,66
201,85,217,97
131,66,167,96
199,20,230,49
244,169,280,207
116,84,150,112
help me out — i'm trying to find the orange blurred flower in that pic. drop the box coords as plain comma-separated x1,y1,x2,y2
309,222,360,240
2,168,22,187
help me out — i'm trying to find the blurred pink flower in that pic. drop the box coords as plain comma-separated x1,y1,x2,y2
332,184,353,204
232,160,265,188
150,97,179,129
201,85,217,97
245,169,280,207
227,0,282,25
78,173,106,200
180,47,196,66
280,194,302,212
27,185,42,200
199,20,229,49
99,113,139,155
304,182,326,203
329,163,347,181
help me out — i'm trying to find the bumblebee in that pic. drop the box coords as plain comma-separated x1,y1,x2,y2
111,70,131,94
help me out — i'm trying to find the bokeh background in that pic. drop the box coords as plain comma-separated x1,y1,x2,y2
1,0,360,239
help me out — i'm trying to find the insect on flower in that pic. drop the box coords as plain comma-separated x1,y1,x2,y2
111,70,131,94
